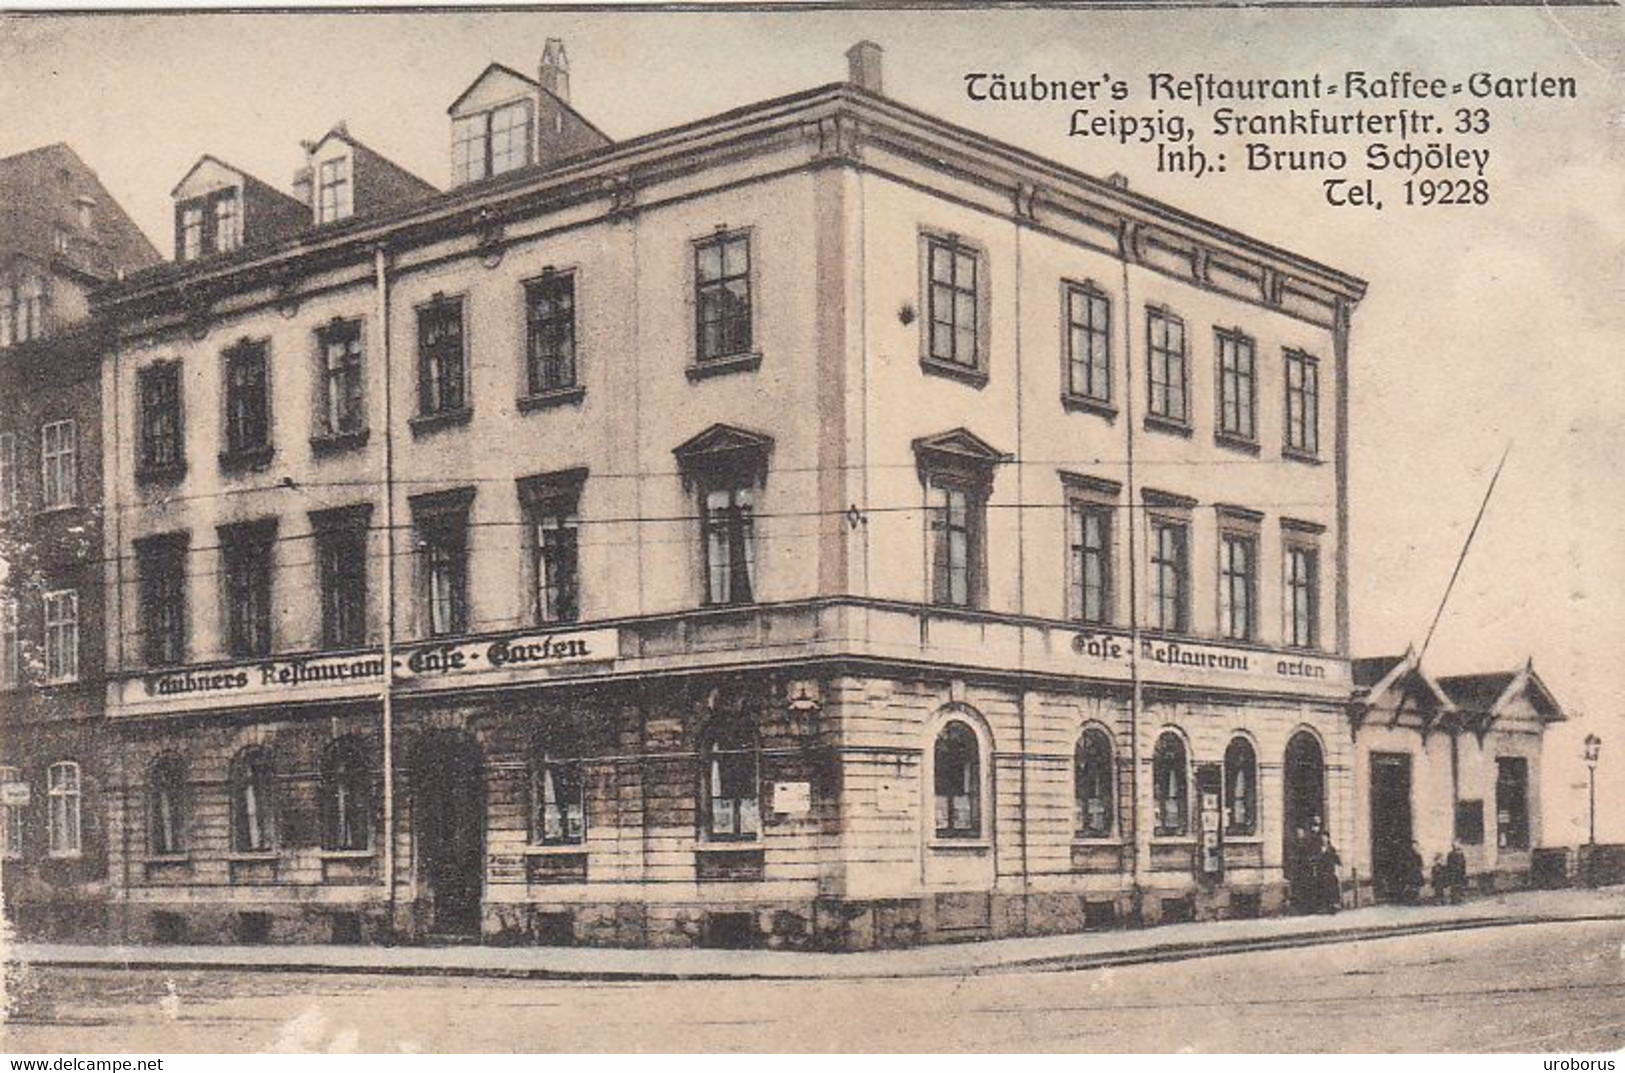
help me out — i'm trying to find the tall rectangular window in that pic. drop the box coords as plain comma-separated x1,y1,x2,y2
1495,757,1530,850
928,480,985,609
180,204,204,261
137,535,188,667
222,341,271,458
43,589,79,683
317,157,352,223
925,236,980,371
1216,329,1256,442
137,363,184,477
0,765,22,859
40,419,76,509
525,274,577,395
1285,543,1320,649
413,492,473,637
489,101,534,175
213,194,239,252
315,513,368,650
522,479,581,625
1149,519,1189,632
0,432,17,516
1146,309,1188,425
703,483,755,606
1070,503,1113,625
221,523,275,658
1285,350,1320,456
417,298,466,416
316,320,365,436
694,233,752,362
1219,533,1257,641
0,597,19,688
1065,283,1112,404
47,761,81,857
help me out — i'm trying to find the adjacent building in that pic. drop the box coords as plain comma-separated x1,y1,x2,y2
78,40,1547,949
0,143,162,937
1352,649,1564,901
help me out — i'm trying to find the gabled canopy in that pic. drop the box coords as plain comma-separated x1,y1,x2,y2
1440,659,1566,730
673,424,774,487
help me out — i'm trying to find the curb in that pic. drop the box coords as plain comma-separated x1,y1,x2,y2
13,913,1623,982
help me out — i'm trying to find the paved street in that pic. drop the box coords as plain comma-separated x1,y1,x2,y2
3,918,1622,1053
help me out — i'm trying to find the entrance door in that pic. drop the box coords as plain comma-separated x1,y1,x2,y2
1283,732,1326,855
415,733,484,937
1369,751,1414,903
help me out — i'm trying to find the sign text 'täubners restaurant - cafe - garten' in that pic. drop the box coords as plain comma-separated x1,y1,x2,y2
121,629,620,715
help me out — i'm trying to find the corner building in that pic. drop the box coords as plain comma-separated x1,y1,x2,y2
97,43,1365,948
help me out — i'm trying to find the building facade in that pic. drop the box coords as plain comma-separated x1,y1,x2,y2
0,143,162,938
94,42,1370,949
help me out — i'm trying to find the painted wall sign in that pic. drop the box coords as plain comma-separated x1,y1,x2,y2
113,628,620,717
772,781,812,816
1,783,31,807
1069,630,1346,687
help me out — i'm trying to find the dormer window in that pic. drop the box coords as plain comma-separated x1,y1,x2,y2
452,99,534,186
176,189,240,261
317,157,352,223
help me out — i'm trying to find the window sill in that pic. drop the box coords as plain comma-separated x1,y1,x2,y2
1151,836,1197,845
1224,835,1263,844
920,357,989,389
1061,394,1117,420
135,463,187,486
1072,836,1121,846
46,851,84,861
695,838,762,851
1214,431,1261,455
310,428,370,456
218,445,275,474
516,386,586,413
39,677,81,688
34,504,81,519
409,407,473,436
143,853,192,865
1143,413,1193,438
226,850,278,862
929,838,990,853
523,842,588,856
317,848,374,860
686,352,762,382
1283,446,1323,465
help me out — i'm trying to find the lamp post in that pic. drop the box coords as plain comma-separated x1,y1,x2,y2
1583,733,1601,886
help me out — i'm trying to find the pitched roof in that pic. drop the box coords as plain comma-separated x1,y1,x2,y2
446,61,614,144
1352,654,1407,689
0,143,161,279
1437,672,1517,713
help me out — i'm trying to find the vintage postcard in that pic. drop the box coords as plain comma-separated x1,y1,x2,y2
0,2,1620,1056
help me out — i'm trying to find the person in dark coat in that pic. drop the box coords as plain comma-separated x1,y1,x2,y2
1431,854,1450,905
1446,843,1469,904
1287,826,1311,913
1315,831,1342,913
1400,841,1425,904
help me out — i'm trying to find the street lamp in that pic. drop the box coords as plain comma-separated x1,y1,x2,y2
1583,733,1602,886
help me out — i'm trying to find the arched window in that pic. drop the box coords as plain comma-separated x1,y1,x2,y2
703,717,759,840
1224,737,1258,836
230,747,275,853
321,738,370,852
531,728,584,846
47,760,81,857
934,720,982,839
148,755,188,856
1152,732,1188,837
1075,727,1115,838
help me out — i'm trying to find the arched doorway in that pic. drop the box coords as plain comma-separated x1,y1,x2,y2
413,731,484,937
1282,731,1326,902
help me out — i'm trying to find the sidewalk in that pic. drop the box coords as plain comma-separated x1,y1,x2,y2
7,885,1622,982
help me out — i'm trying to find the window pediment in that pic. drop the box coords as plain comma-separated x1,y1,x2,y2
673,424,773,488
913,428,1007,486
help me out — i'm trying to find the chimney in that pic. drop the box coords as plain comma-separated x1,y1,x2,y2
540,38,570,103
846,41,883,94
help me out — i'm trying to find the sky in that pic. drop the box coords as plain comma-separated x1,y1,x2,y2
1,6,1621,842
